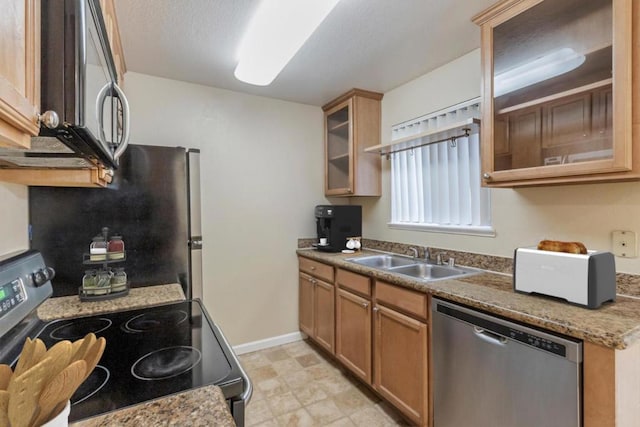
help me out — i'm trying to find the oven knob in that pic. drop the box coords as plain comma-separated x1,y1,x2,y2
33,270,46,286
32,267,55,287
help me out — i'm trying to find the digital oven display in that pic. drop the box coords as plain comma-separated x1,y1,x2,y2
0,279,25,317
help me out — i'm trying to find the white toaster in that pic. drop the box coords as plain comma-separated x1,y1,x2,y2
513,247,616,309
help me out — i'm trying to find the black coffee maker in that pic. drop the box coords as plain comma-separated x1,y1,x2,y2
315,205,362,252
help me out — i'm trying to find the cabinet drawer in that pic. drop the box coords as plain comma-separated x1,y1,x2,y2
375,281,428,321
298,257,334,282
336,268,371,297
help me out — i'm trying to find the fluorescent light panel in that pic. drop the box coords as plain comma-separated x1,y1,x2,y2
494,48,586,97
234,0,341,86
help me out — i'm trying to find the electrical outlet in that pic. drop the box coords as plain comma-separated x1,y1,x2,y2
612,230,637,258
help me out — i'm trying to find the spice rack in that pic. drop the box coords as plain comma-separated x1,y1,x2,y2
79,227,129,301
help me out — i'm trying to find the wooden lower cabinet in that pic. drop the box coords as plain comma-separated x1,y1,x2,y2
374,304,429,426
583,340,640,427
298,271,334,353
335,288,372,383
314,279,335,352
298,272,314,337
299,261,429,426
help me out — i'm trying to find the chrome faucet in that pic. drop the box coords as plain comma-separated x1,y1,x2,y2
408,247,419,259
436,252,455,267
424,247,432,261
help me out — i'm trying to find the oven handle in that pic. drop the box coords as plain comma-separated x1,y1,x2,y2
214,321,253,404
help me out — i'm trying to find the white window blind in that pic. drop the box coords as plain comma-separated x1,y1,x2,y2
389,99,493,236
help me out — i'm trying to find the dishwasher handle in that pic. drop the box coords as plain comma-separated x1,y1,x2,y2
473,326,508,346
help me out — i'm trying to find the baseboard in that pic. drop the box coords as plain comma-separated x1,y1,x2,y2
233,331,306,355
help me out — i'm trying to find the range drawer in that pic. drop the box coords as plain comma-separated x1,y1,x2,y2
375,280,428,321
298,256,334,282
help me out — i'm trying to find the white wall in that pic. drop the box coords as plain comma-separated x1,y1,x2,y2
124,72,325,345
358,49,640,274
0,183,29,255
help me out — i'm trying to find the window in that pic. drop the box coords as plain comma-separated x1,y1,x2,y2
388,99,494,236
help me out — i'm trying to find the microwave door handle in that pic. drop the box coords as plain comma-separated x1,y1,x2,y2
111,82,130,162
96,82,111,146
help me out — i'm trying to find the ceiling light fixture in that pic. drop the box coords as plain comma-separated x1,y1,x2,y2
494,47,586,97
234,0,342,86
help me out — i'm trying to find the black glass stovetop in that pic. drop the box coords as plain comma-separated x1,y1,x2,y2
32,300,244,422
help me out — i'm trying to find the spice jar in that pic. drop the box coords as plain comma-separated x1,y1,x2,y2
82,270,97,294
89,236,107,261
94,270,112,295
110,268,127,292
107,235,125,260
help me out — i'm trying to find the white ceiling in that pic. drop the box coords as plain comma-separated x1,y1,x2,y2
114,0,497,107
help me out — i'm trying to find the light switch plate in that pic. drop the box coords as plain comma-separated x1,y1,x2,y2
612,230,637,258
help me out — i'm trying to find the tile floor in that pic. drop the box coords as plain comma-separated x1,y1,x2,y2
238,340,411,427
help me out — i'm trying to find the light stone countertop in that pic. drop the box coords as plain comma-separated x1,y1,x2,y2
40,284,236,426
297,248,640,350
37,283,186,321
71,385,235,427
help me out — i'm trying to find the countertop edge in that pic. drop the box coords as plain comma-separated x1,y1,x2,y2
70,385,235,427
37,283,186,321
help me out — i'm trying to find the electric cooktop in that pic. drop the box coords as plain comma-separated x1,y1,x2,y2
31,300,245,422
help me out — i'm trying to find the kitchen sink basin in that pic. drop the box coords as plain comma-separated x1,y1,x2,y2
388,263,478,281
346,253,481,282
347,254,419,269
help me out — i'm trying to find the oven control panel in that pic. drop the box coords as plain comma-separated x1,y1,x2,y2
0,279,27,318
0,250,53,339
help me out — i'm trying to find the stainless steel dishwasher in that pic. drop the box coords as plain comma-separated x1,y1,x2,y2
432,298,582,427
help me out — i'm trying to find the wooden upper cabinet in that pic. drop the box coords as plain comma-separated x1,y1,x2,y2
100,0,127,85
322,89,383,197
0,0,40,149
473,0,638,187
0,0,124,188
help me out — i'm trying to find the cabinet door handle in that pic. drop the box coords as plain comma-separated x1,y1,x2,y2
372,306,379,313
362,302,369,308
310,266,316,270
482,172,491,181
38,110,59,129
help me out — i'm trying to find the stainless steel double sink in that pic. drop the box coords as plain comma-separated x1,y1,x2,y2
346,254,480,282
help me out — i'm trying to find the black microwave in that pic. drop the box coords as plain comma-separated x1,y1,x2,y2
0,0,130,170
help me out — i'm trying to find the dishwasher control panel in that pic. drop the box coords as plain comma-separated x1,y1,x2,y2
506,328,566,356
436,303,572,358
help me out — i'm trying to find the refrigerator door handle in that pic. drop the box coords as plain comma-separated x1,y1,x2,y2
190,236,203,249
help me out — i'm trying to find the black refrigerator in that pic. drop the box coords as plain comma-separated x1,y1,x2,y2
28,144,203,299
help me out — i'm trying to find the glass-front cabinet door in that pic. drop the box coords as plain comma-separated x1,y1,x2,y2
473,0,634,186
322,89,382,197
325,99,353,195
